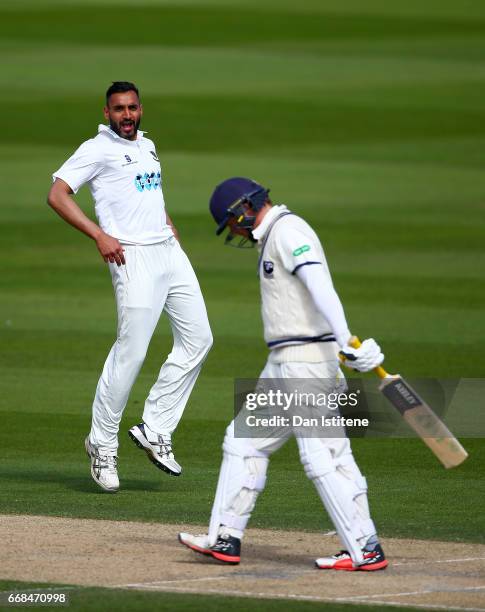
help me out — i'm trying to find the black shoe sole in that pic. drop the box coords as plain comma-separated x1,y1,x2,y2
128,430,181,477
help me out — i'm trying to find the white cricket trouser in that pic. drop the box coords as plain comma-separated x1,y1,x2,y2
90,237,213,451
208,354,376,557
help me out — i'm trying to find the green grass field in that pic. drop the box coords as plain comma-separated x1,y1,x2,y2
1,0,484,609
0,581,427,612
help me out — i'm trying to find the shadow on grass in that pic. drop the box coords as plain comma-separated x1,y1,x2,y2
0,467,162,493
70,478,162,494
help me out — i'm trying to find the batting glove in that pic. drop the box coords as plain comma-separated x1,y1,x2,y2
340,338,384,372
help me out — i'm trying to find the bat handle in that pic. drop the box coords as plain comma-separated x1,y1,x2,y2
348,335,390,380
348,335,362,349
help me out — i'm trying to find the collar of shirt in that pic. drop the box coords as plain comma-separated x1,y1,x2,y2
98,124,146,142
252,204,289,242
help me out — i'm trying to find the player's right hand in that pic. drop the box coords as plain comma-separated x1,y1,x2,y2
95,231,126,266
340,338,384,372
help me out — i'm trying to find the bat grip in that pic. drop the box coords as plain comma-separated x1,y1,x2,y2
347,335,389,379
348,335,362,349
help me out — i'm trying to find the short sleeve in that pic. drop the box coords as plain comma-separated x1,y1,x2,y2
274,224,323,275
52,140,103,194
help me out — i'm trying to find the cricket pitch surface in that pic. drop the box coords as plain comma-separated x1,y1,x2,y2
1,515,484,611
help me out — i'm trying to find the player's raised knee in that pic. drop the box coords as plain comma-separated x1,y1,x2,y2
192,325,213,360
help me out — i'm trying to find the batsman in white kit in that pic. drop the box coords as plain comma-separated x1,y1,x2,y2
178,177,388,570
47,82,212,493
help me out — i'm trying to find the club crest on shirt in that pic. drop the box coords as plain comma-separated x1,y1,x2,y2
263,261,274,277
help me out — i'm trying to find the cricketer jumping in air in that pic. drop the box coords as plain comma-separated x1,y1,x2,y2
47,82,212,493
178,177,388,570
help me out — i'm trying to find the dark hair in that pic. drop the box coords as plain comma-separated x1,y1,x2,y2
106,81,140,104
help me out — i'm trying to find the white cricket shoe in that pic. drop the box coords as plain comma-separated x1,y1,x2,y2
178,532,211,556
84,436,119,493
315,544,388,571
178,532,241,564
128,423,182,476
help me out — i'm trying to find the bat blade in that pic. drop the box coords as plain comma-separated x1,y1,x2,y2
380,375,468,469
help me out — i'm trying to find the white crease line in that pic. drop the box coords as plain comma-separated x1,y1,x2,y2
117,585,363,599
342,585,485,601
116,575,233,588
115,584,485,610
394,557,485,567
115,567,316,589
339,590,435,601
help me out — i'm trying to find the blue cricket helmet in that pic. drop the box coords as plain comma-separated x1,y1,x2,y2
209,177,270,237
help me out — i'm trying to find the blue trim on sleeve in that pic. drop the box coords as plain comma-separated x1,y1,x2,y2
292,261,322,275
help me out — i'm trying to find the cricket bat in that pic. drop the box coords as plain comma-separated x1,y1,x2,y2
342,337,468,469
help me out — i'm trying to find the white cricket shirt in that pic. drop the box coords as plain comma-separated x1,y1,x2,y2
253,205,339,352
53,125,173,245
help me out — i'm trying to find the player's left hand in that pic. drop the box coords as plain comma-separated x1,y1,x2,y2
340,338,384,372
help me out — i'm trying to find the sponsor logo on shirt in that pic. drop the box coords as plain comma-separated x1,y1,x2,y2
122,154,138,167
293,245,310,256
135,171,162,192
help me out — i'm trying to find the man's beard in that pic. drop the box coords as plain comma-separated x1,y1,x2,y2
110,117,141,139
